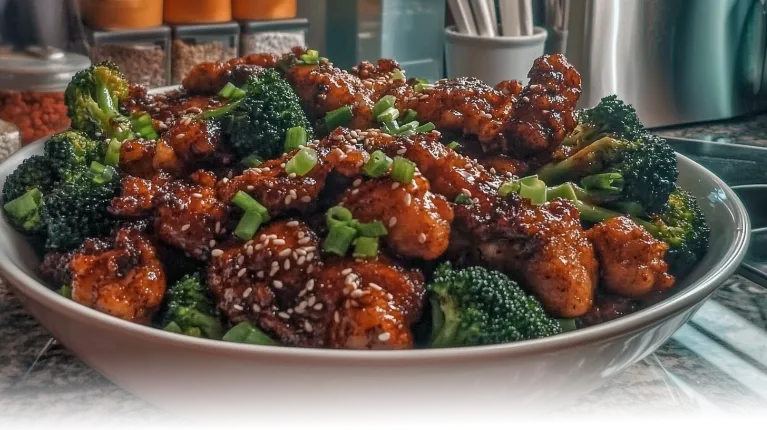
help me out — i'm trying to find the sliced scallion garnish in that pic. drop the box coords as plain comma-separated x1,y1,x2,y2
363,150,393,177
285,147,318,176
390,156,416,184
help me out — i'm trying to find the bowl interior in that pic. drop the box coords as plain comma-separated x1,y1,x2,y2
0,135,750,359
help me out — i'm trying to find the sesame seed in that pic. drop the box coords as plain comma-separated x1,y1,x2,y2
297,256,306,265
295,248,307,256
464,163,472,169
257,271,264,278
278,312,290,319
270,266,279,277
247,186,254,191
288,172,297,179
350,289,366,298
298,289,307,297
389,217,398,227
272,261,279,268
237,255,245,265
378,332,391,341
301,196,312,203
306,279,315,290
209,240,217,247
341,268,352,276
279,248,292,257
294,306,305,314
397,148,407,155
461,188,472,197
211,249,224,257
304,321,314,332
345,273,359,285
369,282,382,290
192,193,203,198
246,245,254,256
353,178,362,187
351,189,359,195
280,163,286,168
489,167,497,174
238,268,247,277
215,222,221,233
285,195,293,205
176,133,185,139
273,239,286,246
288,308,293,314
252,304,261,312
273,280,284,289
418,233,427,244
233,304,244,311
391,182,400,190
255,243,264,251
243,287,252,298
307,264,314,274
287,220,299,227
403,194,412,206
298,237,311,245
307,296,316,306
313,303,323,311
334,311,340,323
332,134,344,141
181,224,190,231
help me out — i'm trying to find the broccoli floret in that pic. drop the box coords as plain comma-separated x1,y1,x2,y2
2,155,58,203
3,188,45,233
537,132,678,215
564,94,644,148
162,272,224,339
207,68,312,160
428,263,562,348
546,182,710,276
64,61,134,141
44,130,103,178
40,167,120,250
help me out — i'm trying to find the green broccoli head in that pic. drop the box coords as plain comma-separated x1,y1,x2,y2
2,155,58,203
537,132,678,215
44,130,103,178
643,187,710,276
64,61,133,141
567,95,644,147
3,188,45,233
209,68,313,160
428,263,562,347
162,272,223,339
40,166,120,250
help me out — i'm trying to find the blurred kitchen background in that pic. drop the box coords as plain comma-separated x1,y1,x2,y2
0,0,766,145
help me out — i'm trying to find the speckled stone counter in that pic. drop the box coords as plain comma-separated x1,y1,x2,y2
2,113,767,423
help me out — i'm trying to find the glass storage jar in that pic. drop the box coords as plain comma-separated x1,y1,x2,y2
0,119,22,162
0,47,91,145
171,22,240,85
239,18,309,56
88,26,172,88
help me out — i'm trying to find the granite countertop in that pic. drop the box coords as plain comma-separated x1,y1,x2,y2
1,112,767,423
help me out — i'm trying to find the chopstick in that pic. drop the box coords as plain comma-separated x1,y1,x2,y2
485,0,498,32
498,0,521,36
448,0,478,35
470,0,498,37
519,0,534,35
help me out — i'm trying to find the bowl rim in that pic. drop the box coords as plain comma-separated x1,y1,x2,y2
0,128,750,365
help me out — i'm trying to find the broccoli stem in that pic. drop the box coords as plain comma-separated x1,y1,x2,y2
430,296,461,347
536,136,616,184
581,172,624,193
96,84,118,117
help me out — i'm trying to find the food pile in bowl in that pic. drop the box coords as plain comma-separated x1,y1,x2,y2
0,48,710,350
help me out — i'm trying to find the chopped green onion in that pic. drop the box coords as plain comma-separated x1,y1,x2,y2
284,126,308,152
58,284,72,299
455,194,473,205
414,78,429,85
131,112,153,128
164,321,183,334
231,191,269,220
352,236,379,258
234,210,263,241
363,150,393,177
285,147,318,176
230,87,247,100
223,322,278,345
392,121,419,136
499,175,547,204
203,100,242,119
558,319,577,332
447,141,461,150
414,83,434,93
356,221,388,237
377,107,400,124
300,49,320,65
372,95,397,118
401,109,418,123
219,82,237,99
242,154,263,168
89,161,115,182
323,224,358,256
391,70,406,81
390,156,416,184
416,122,435,133
381,120,399,134
104,139,122,166
580,172,625,193
326,205,353,230
325,105,354,131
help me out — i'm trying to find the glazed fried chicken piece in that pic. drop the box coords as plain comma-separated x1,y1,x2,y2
153,117,230,176
587,217,675,298
119,139,156,179
207,220,324,346
499,54,582,157
339,173,453,260
68,227,166,324
181,52,279,95
316,255,425,350
110,172,172,218
359,130,597,317
122,86,226,132
153,178,229,261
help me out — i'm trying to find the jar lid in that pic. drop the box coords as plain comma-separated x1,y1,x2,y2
0,46,92,92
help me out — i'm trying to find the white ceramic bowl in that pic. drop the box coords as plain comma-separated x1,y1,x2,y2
0,137,749,426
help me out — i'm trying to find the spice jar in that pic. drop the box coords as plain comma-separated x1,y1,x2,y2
240,18,309,57
171,22,240,85
89,26,172,88
0,119,22,162
0,47,92,145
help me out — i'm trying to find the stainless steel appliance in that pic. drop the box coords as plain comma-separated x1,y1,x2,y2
560,0,767,128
